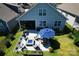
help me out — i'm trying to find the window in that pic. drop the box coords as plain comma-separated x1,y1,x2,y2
58,21,61,26
39,9,42,16
39,21,42,26
39,9,46,16
54,21,61,26
54,21,57,26
43,9,46,16
39,21,47,27
43,21,46,26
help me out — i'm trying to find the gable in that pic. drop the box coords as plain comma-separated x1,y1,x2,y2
19,3,67,20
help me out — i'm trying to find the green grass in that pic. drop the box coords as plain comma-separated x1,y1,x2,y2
43,34,79,56
55,35,79,56
0,36,6,50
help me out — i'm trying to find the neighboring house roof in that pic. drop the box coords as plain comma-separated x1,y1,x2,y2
4,3,25,14
21,3,32,9
4,3,21,14
0,3,19,22
57,3,79,16
18,3,67,20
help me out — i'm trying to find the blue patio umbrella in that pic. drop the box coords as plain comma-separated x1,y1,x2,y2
38,28,55,39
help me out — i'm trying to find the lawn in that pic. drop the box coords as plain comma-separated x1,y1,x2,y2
43,34,79,56
55,34,79,56
43,24,79,56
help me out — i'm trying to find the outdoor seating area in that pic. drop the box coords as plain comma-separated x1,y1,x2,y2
15,28,55,52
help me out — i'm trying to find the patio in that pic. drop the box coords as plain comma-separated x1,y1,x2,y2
15,30,50,52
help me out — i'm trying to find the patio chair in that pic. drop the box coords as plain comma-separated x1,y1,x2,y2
15,47,18,50
34,35,38,39
35,38,40,41
18,42,21,45
23,30,29,35
22,34,25,38
25,32,29,36
34,46,41,51
25,37,28,41
21,46,27,51
40,39,43,42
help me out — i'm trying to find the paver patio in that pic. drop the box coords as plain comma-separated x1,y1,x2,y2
15,30,49,52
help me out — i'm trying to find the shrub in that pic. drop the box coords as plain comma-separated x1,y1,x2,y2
9,34,15,41
0,49,5,56
63,25,71,34
68,33,74,39
49,39,60,50
5,41,11,48
11,36,15,41
74,41,79,47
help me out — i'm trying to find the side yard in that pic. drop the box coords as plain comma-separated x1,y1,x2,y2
0,36,6,50
0,31,23,56
5,31,23,56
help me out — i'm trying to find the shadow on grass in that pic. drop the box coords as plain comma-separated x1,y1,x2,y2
49,39,60,50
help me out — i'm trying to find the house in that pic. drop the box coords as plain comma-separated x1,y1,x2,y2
18,3,67,31
0,3,25,35
57,3,79,31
